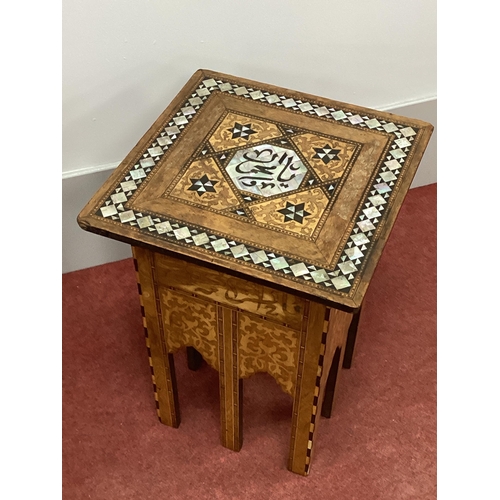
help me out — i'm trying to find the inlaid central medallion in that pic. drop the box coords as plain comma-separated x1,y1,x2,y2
165,110,360,240
226,144,308,197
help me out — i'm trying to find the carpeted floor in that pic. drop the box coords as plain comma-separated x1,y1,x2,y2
62,183,436,500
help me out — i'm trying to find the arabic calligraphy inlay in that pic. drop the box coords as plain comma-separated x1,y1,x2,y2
226,144,308,197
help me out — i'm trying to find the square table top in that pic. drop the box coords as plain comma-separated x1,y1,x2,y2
78,69,433,309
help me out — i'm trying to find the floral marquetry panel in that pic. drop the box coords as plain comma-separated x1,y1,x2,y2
238,311,300,396
79,69,434,307
159,288,219,371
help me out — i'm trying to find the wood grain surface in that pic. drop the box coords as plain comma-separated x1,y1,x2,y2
78,70,434,475
78,69,434,308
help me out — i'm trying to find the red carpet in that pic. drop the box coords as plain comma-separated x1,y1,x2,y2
63,183,436,499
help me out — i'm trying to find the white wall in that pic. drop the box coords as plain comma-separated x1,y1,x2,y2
63,0,436,273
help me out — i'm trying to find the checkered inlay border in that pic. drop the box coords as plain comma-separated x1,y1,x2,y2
94,75,420,297
133,256,162,422
304,307,330,475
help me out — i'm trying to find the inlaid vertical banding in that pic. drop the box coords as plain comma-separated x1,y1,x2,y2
218,304,242,450
288,300,311,470
288,301,332,475
217,305,226,441
231,309,243,447
150,256,180,427
132,256,161,421
304,307,330,475
132,247,180,428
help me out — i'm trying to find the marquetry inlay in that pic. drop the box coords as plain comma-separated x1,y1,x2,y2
79,69,433,308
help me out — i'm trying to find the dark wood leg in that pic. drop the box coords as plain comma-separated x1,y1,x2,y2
342,305,362,369
321,306,359,418
187,346,203,371
320,346,342,418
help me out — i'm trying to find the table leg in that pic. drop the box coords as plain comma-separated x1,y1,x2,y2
218,305,242,451
320,346,343,419
342,305,362,369
288,303,351,475
187,346,203,371
132,246,180,428
321,306,359,418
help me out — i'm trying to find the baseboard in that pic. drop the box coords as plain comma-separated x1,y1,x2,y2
62,170,133,274
62,98,436,274
385,98,437,190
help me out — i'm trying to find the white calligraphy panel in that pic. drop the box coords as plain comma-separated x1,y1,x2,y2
225,144,308,197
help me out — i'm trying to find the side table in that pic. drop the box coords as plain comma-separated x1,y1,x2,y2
78,69,433,475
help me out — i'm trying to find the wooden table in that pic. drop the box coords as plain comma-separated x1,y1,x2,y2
78,69,433,475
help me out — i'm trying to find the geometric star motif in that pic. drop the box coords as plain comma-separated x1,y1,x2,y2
312,144,341,164
277,201,311,224
187,174,218,196
228,122,257,140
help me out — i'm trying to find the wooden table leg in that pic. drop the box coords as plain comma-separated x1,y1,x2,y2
218,305,243,451
187,346,203,371
321,306,359,418
133,246,180,427
342,305,362,369
288,302,351,475
320,345,343,419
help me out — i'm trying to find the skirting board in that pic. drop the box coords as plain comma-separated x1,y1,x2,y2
62,98,436,274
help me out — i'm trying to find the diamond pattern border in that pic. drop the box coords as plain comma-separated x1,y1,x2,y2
94,75,420,296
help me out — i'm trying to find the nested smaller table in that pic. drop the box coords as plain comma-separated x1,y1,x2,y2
78,69,433,475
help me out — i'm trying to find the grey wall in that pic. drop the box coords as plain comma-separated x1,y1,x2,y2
63,0,436,273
